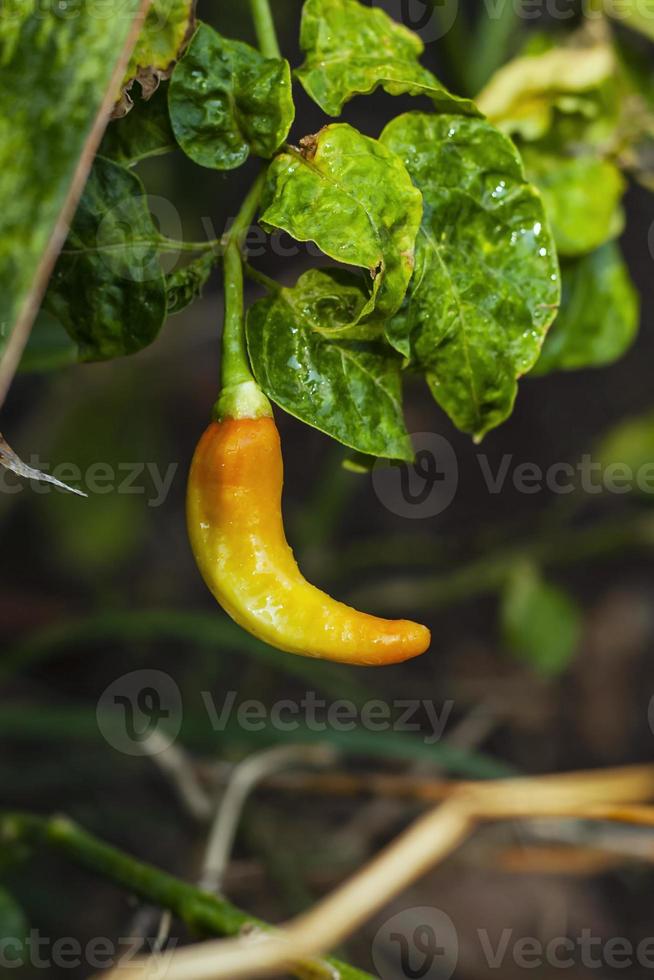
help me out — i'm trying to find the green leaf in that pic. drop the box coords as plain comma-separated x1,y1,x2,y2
118,0,196,111
100,85,176,166
296,0,479,117
169,22,294,171
42,157,167,362
605,0,654,41
522,151,626,257
533,242,639,375
260,125,423,324
0,887,27,964
166,251,215,314
380,112,560,440
246,268,413,461
0,0,145,386
477,36,616,141
501,565,582,676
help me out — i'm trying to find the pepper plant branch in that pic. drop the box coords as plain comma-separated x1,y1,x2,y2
244,262,282,293
60,237,224,256
0,812,373,980
219,171,267,397
97,764,654,980
248,0,282,59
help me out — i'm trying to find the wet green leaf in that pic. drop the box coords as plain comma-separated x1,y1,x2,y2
501,565,582,676
533,242,639,375
42,157,167,361
100,86,176,166
296,0,479,117
380,112,560,440
246,268,413,461
261,125,423,324
523,151,626,257
169,22,294,170
118,0,196,110
0,0,144,369
166,251,215,314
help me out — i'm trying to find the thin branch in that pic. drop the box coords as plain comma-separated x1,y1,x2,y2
95,764,654,980
248,0,281,59
0,812,373,980
200,744,337,893
136,730,213,822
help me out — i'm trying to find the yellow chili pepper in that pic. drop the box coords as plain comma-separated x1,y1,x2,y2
188,171,430,666
187,386,431,666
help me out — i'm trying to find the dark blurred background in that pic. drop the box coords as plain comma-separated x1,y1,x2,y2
2,1,654,977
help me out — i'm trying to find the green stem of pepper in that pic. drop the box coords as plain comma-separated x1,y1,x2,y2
248,0,282,59
0,812,375,980
216,171,272,421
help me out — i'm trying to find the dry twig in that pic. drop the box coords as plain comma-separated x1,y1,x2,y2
97,764,654,980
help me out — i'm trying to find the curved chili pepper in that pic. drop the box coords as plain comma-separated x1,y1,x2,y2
187,385,431,666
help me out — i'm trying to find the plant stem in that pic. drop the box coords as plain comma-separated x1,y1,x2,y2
0,813,374,980
248,0,281,59
244,262,281,294
217,172,272,420
61,238,224,256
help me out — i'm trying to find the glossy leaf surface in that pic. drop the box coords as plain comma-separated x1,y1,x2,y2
169,23,294,170
380,112,560,439
296,0,479,117
246,269,413,460
261,124,423,324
